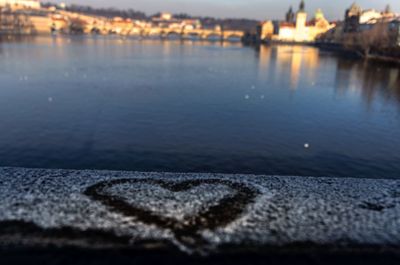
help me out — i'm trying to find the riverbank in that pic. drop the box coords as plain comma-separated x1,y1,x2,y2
0,167,399,264
315,42,400,65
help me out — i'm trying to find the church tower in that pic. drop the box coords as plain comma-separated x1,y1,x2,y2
299,0,305,12
296,0,307,30
286,6,295,23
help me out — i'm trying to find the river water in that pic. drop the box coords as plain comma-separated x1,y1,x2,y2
0,36,399,178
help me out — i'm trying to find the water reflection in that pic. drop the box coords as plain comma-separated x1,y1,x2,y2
256,45,319,90
256,44,400,106
334,59,400,108
1,36,399,107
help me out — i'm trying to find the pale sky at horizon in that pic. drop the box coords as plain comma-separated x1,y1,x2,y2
53,1,400,20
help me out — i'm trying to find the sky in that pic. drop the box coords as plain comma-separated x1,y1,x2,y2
53,0,400,20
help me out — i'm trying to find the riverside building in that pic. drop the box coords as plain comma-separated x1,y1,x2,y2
0,0,41,9
257,1,333,43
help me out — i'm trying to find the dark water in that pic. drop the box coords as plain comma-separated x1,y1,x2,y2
0,36,399,178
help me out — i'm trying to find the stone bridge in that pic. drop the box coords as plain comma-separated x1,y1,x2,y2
124,27,244,41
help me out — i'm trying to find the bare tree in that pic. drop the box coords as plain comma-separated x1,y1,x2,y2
370,22,390,47
344,22,390,57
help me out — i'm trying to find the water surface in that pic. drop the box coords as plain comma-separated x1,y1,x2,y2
0,36,399,178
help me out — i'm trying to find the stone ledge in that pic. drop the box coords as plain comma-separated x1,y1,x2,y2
0,167,399,264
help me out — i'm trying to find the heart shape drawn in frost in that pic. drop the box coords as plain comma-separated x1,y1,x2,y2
84,178,259,251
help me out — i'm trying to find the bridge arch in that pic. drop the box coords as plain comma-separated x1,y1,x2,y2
223,33,243,41
203,33,222,41
183,32,201,40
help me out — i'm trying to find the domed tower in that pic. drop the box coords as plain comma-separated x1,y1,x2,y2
315,8,324,20
384,4,392,14
346,2,362,18
344,2,362,32
382,4,395,18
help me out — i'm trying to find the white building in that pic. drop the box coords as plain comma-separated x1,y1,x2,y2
0,0,41,9
275,2,333,43
359,9,383,24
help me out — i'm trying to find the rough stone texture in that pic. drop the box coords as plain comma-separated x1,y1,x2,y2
0,167,399,263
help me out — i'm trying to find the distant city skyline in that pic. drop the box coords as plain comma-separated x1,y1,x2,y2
52,0,400,20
